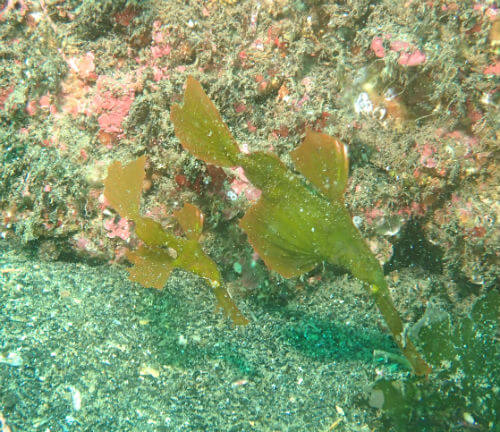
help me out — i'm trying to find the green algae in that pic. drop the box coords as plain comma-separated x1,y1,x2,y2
368,290,499,431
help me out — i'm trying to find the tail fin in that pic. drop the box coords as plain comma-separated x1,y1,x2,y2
170,76,240,167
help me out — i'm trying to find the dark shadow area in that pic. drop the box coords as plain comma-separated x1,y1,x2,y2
25,238,107,267
281,311,395,363
384,219,443,274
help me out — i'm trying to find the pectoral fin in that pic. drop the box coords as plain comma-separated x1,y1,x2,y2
239,198,319,278
290,129,348,202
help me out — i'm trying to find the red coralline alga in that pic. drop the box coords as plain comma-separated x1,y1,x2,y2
104,218,131,241
0,0,28,21
371,35,426,66
0,85,14,110
59,74,93,118
363,207,385,224
142,20,173,82
92,76,135,136
246,120,257,133
114,6,137,27
67,52,97,81
419,143,438,169
25,92,57,117
58,51,139,139
229,167,262,202
25,99,37,116
483,60,500,75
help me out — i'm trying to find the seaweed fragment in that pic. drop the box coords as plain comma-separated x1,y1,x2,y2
171,76,431,375
104,155,249,326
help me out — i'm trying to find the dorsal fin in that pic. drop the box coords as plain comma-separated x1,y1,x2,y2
173,203,204,240
290,129,348,202
104,155,146,219
171,76,240,167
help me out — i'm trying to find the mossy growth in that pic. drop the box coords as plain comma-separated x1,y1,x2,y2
104,155,248,325
170,76,431,375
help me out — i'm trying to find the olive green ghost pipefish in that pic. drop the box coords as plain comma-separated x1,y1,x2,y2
171,76,431,376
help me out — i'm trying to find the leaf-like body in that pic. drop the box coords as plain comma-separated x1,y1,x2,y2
211,283,250,326
175,239,249,325
135,217,176,247
171,77,432,375
239,198,319,277
175,239,220,284
239,159,384,287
